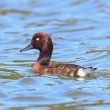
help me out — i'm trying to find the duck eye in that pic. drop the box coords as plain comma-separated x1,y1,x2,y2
36,37,40,41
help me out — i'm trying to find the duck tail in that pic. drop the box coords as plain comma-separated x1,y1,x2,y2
83,67,97,76
77,67,97,77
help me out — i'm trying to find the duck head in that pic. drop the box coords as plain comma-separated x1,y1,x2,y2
20,32,53,53
20,32,53,65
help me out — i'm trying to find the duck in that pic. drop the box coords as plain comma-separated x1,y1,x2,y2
20,32,97,77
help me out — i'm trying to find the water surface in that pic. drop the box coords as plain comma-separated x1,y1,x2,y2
0,0,110,110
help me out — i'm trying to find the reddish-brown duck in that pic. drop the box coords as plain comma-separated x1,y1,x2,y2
20,32,97,77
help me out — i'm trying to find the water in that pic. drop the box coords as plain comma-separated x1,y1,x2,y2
0,0,110,109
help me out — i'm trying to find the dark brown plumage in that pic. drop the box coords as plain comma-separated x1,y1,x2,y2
20,32,97,77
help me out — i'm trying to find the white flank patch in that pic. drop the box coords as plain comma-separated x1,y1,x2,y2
70,73,74,77
77,68,86,77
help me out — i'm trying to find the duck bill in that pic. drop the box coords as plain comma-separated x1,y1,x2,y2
20,43,34,52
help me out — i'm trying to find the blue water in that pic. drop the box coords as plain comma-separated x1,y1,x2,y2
0,0,110,110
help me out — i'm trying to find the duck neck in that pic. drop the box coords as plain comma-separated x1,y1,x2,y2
37,47,53,66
